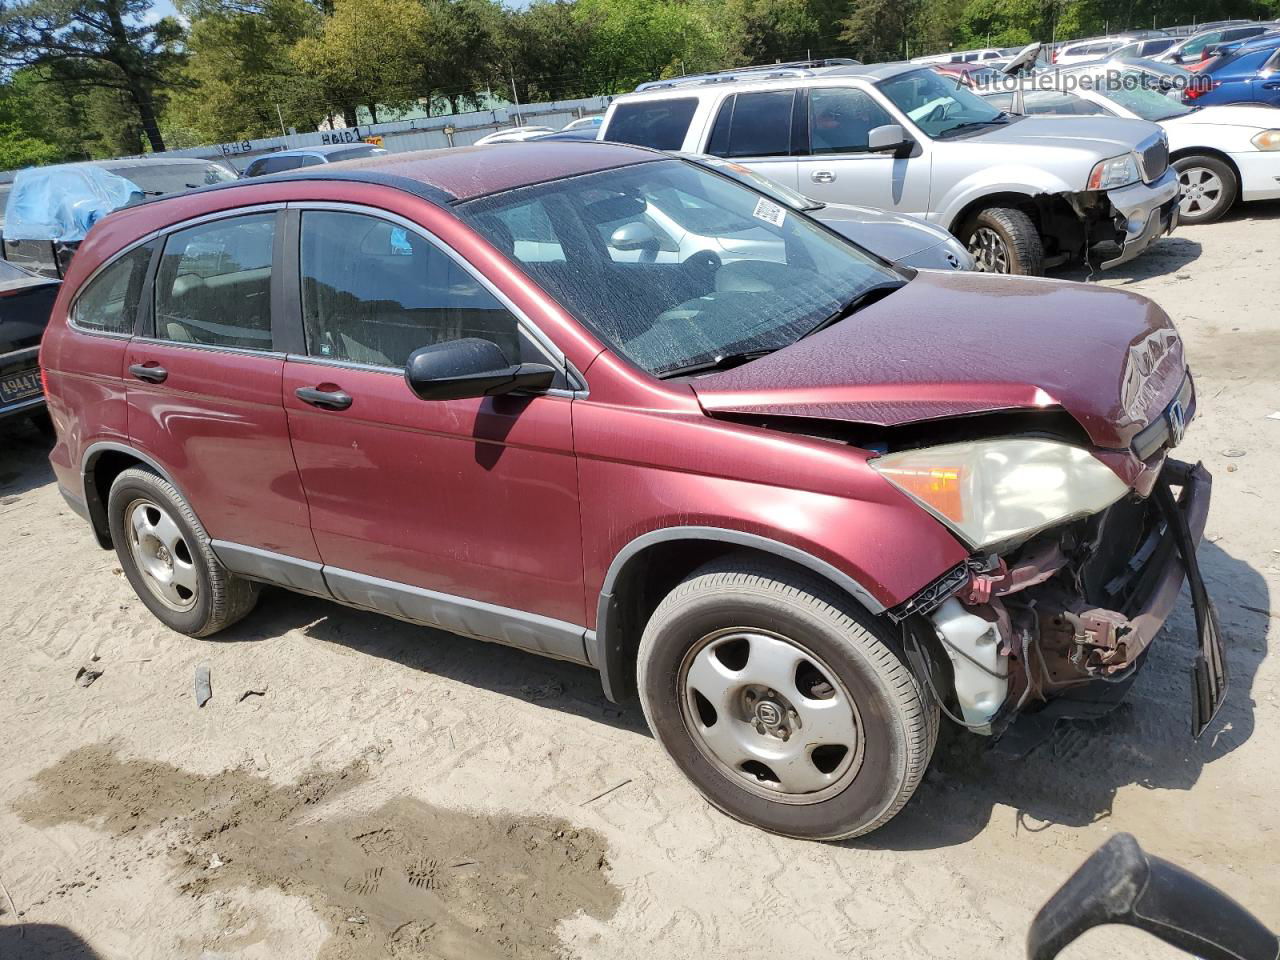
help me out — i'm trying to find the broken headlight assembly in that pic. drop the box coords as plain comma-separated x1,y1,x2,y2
870,439,1130,549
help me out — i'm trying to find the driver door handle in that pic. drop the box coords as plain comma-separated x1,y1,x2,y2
810,170,836,184
295,385,353,410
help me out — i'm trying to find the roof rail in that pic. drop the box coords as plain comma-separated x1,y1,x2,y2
634,67,818,92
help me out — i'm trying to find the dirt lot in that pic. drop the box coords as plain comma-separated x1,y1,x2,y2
2,204,1278,960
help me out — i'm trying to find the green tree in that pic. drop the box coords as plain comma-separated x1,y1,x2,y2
838,0,918,61
0,0,185,153
498,0,599,103
573,0,723,93
0,72,64,168
169,0,323,141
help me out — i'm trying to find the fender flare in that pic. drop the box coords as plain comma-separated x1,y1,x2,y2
591,525,885,701
81,441,188,547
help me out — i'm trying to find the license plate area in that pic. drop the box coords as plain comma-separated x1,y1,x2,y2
0,368,42,404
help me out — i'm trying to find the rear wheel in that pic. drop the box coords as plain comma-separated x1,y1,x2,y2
108,467,258,637
637,556,937,840
1174,154,1237,225
961,206,1044,275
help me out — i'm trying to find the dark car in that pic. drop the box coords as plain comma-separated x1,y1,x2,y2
242,144,388,177
0,259,60,426
40,143,1224,840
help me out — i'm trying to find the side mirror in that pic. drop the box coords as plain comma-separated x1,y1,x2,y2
1027,833,1278,960
404,338,555,402
867,124,913,156
610,221,662,252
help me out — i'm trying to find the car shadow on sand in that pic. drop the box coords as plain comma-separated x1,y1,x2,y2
0,417,55,499
216,587,653,737
854,541,1268,852
1053,235,1203,286
0,924,103,960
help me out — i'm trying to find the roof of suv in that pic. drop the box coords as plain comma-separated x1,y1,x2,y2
618,60,922,100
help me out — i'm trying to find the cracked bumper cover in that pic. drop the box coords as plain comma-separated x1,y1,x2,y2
1101,169,1181,269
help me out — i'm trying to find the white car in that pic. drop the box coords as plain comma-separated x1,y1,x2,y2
472,126,556,145
1052,36,1130,66
562,116,604,131
989,64,1280,223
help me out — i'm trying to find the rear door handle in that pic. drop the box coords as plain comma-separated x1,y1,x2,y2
1263,81,1280,89
295,385,352,410
810,170,836,184
128,363,167,383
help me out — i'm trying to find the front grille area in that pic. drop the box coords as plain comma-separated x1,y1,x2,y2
1139,135,1169,183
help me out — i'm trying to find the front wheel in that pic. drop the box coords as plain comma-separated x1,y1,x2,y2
961,206,1044,275
1174,154,1238,225
637,557,938,840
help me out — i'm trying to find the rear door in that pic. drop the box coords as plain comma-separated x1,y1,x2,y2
125,207,320,565
794,85,932,215
279,205,586,655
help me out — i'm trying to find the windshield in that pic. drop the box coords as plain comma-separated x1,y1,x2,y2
108,162,238,196
878,68,1006,137
1103,71,1193,120
457,159,902,378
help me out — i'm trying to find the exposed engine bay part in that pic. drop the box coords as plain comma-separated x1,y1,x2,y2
928,598,1009,733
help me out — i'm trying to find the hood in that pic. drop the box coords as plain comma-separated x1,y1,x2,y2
1167,103,1280,130
970,114,1162,154
690,271,1185,450
811,203,954,261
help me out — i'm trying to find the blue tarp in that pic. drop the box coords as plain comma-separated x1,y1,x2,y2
3,164,143,243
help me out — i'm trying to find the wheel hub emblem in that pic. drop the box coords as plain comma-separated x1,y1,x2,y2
755,701,782,727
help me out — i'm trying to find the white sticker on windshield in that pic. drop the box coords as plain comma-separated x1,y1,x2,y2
752,197,786,227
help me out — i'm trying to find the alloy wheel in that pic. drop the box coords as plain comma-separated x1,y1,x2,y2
125,498,199,612
678,629,864,804
968,226,1010,273
1178,166,1224,219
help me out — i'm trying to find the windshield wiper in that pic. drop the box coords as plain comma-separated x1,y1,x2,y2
798,280,906,341
939,114,1013,137
657,348,777,380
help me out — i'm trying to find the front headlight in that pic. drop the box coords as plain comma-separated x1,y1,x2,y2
1251,129,1280,151
870,439,1130,549
1087,153,1141,190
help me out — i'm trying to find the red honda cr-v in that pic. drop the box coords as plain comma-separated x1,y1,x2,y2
40,142,1225,840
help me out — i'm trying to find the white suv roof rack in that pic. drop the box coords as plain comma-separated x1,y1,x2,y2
633,58,861,93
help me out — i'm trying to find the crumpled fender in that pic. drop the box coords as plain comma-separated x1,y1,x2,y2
933,167,1081,232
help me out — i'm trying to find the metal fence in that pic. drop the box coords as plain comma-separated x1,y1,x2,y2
158,96,614,170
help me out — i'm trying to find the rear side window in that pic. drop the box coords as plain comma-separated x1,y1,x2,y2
154,214,275,350
248,155,314,176
73,242,155,334
300,210,522,367
706,90,794,158
1023,91,1109,115
603,98,698,150
809,87,894,154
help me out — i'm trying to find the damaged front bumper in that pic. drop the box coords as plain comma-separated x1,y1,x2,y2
903,458,1226,740
1099,169,1181,269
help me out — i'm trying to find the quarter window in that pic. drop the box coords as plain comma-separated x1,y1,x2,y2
299,211,522,367
603,98,698,150
809,87,894,154
73,241,155,334
153,213,275,349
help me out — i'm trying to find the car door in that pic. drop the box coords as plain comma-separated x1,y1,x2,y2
125,207,321,567
794,85,932,215
280,205,587,660
1249,48,1280,104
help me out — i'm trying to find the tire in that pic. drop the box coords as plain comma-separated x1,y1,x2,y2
107,467,258,637
637,556,938,841
1173,154,1237,225
961,206,1044,275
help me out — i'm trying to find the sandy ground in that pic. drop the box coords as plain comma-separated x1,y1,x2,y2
1,202,1278,960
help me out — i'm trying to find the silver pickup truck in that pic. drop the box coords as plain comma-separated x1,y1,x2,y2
600,62,1181,274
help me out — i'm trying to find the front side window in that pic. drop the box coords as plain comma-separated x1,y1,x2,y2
457,159,903,378
878,68,1008,138
300,210,521,367
809,87,895,154
154,214,275,349
603,98,698,150
74,241,155,334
